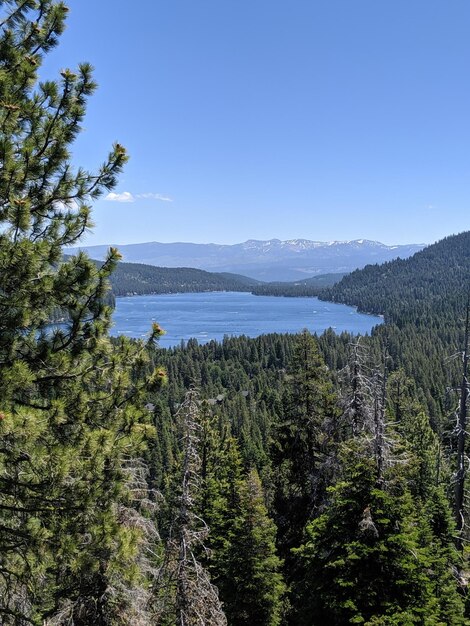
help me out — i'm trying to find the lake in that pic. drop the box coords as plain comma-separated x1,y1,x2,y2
110,292,382,348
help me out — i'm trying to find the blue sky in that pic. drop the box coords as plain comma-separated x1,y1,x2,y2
44,0,470,246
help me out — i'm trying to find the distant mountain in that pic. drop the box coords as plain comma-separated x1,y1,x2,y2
69,239,425,281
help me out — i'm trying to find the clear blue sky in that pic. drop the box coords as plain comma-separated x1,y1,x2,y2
44,0,470,246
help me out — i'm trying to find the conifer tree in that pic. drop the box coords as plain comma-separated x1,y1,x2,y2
222,468,286,626
193,404,285,626
0,2,165,623
271,329,340,560
388,369,443,499
295,441,465,625
154,390,227,626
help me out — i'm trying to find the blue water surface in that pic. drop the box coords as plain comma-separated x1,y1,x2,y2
110,292,382,348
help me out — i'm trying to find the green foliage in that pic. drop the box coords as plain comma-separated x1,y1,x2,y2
196,429,286,626
0,2,159,623
387,370,443,500
145,323,467,623
104,261,256,296
223,469,286,626
324,231,470,422
162,401,287,626
295,443,465,625
272,330,341,560
1,2,469,622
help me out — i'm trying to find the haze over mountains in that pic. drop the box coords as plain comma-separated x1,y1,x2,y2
70,238,425,281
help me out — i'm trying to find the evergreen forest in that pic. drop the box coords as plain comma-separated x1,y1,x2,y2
96,258,342,298
1,2,470,625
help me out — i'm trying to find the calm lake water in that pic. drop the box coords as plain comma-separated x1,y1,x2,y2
110,292,382,348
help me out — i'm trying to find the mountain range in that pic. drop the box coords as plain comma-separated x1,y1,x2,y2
69,238,425,281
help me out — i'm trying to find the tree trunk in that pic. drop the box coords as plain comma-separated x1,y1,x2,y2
455,301,469,548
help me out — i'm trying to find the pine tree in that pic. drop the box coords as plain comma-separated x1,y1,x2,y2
154,389,227,626
0,2,165,623
222,468,286,626
193,404,286,626
295,441,465,625
271,329,340,561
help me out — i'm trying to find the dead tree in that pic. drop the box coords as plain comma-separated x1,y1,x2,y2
372,348,388,485
155,389,226,626
340,339,393,484
455,301,470,548
340,338,375,437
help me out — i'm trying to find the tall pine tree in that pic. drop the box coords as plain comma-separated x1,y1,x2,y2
0,2,164,623
295,441,465,625
272,329,340,562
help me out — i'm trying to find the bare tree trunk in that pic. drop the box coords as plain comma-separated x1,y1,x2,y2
340,339,374,438
455,301,469,549
155,389,227,626
373,345,388,485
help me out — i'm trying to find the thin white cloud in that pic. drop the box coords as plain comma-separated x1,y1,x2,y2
105,191,135,203
104,191,174,203
137,193,174,202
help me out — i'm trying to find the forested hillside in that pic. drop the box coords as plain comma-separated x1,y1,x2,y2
251,272,345,297
95,257,341,298
324,231,470,324
144,327,467,625
322,231,470,421
106,261,255,295
141,231,470,624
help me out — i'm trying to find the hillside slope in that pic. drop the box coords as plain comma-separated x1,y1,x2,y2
107,262,256,296
324,231,470,325
322,231,470,418
81,257,341,297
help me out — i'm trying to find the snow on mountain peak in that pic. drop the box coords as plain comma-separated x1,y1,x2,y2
238,238,401,251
